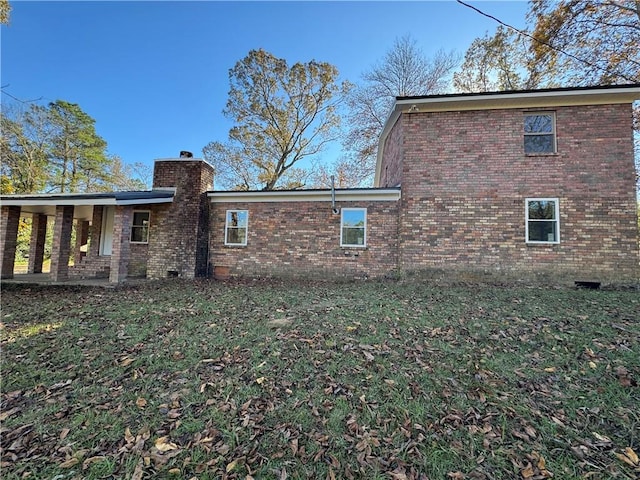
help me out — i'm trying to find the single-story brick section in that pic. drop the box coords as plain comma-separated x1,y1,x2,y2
1,84,639,283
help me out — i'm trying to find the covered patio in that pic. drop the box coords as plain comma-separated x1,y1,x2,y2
0,191,174,283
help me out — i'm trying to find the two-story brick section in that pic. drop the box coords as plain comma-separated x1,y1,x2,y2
1,85,638,284
377,85,640,281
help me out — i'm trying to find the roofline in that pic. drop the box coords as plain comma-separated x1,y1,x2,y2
208,188,401,203
374,84,640,185
0,191,175,207
0,198,174,207
395,83,640,103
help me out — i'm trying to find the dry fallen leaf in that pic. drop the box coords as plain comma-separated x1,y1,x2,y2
59,457,80,468
592,432,612,444
82,456,106,470
616,447,640,467
226,459,239,473
136,397,147,408
0,407,21,421
624,447,639,465
521,462,534,478
131,458,144,480
537,454,546,470
119,356,134,367
154,436,178,452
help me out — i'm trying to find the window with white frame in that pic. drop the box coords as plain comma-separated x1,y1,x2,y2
341,208,367,247
130,211,150,243
524,112,556,154
225,210,248,246
526,199,559,244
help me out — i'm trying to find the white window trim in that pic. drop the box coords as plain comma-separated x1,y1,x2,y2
130,210,150,244
340,208,367,248
524,112,557,154
525,198,560,244
224,209,248,246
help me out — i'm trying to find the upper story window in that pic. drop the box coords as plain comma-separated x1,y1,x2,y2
341,208,367,247
524,113,556,154
526,198,559,244
225,210,248,246
130,211,150,243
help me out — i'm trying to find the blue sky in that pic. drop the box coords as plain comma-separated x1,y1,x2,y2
1,1,529,180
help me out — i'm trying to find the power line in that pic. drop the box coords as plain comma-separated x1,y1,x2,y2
1,85,43,104
455,0,636,84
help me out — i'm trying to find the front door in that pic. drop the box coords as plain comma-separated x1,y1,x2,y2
99,206,114,255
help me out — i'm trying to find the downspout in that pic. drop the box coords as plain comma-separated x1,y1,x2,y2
331,175,339,214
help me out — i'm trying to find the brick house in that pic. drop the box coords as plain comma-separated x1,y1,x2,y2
1,84,638,283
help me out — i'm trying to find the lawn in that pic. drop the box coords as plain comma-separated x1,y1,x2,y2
1,277,639,479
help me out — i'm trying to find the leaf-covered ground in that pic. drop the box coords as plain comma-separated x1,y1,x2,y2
1,277,639,479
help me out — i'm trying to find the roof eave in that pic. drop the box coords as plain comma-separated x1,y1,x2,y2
0,194,174,207
208,188,401,203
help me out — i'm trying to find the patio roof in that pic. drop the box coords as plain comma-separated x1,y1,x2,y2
0,189,175,220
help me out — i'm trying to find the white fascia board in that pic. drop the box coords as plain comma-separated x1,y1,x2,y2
1,197,117,207
115,197,174,206
208,189,401,203
1,196,173,207
394,86,640,113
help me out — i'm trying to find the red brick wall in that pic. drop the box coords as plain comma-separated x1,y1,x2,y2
0,206,21,279
209,200,400,279
147,160,214,279
384,103,639,280
109,206,133,283
50,205,74,281
28,213,47,274
378,117,404,189
128,243,148,277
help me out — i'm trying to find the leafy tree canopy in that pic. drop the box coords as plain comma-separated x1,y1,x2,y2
204,49,350,191
1,100,147,194
454,0,639,91
528,0,639,86
0,0,10,25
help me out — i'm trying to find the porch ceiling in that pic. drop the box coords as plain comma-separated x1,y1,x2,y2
18,204,95,221
0,189,175,221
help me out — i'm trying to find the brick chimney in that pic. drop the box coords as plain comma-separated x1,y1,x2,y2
147,155,214,278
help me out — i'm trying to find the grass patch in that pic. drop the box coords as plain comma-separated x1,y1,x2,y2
1,278,639,479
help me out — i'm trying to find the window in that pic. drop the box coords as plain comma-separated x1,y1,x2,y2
225,210,248,246
526,199,559,244
341,208,366,247
524,113,556,154
130,211,150,243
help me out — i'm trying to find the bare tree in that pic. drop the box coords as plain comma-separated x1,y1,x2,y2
338,36,459,187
